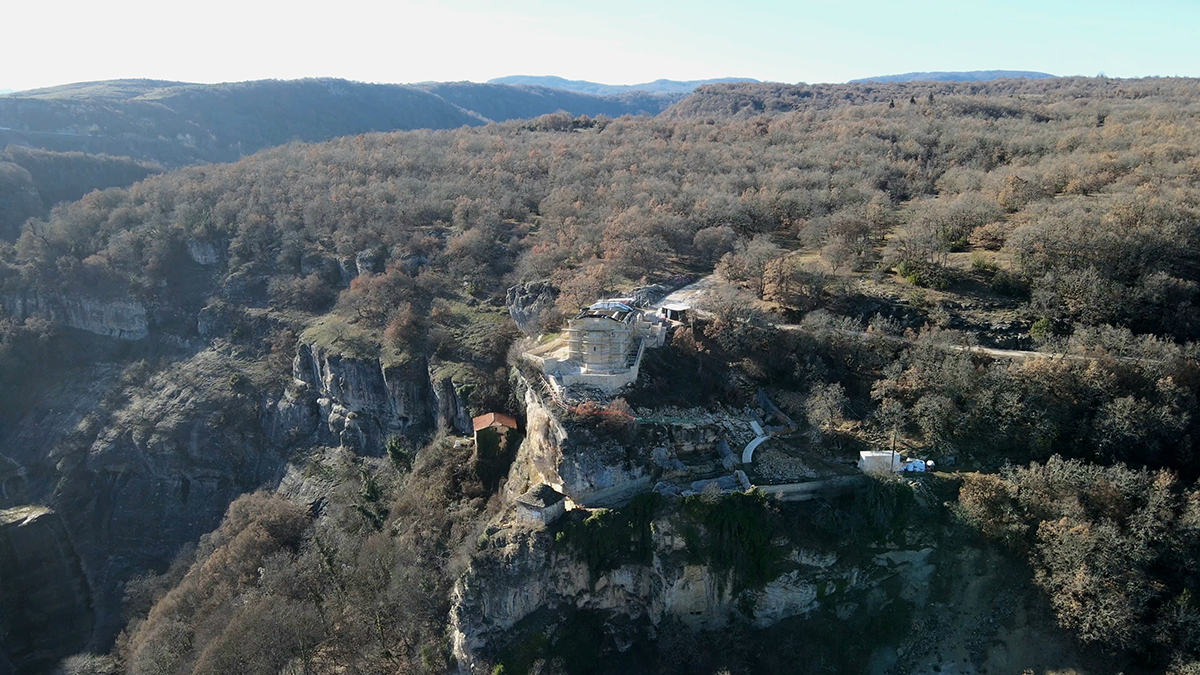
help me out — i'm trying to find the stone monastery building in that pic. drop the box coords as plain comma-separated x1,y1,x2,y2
564,300,638,372
526,298,675,392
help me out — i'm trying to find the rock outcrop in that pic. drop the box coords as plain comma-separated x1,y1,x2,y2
274,342,438,453
0,506,93,674
3,291,148,340
505,281,557,335
449,372,958,673
506,382,653,508
0,349,292,655
431,369,473,436
50,349,288,648
185,239,223,266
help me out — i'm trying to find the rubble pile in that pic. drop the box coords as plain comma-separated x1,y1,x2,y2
754,446,818,483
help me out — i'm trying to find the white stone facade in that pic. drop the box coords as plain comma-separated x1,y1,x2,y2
565,314,635,372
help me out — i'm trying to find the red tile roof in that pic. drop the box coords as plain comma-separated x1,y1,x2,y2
472,412,518,432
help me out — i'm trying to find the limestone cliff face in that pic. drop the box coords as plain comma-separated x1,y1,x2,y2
2,331,444,664
450,375,948,673
503,384,569,500
273,342,438,453
3,290,148,340
450,527,654,672
506,382,653,508
50,349,288,649
0,350,290,655
449,520,885,673
0,506,93,674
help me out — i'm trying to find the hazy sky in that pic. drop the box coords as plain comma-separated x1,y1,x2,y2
4,0,1199,91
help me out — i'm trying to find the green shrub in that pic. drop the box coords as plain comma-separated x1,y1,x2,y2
989,269,1027,297
678,491,785,591
1029,317,1054,342
970,251,998,273
386,436,412,472
555,493,661,579
896,260,949,290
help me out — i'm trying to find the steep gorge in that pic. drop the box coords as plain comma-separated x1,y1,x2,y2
0,304,472,670
0,507,93,675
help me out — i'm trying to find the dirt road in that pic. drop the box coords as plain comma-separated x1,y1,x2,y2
653,275,728,309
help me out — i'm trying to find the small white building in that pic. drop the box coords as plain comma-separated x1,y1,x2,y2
515,483,567,525
858,450,902,475
658,303,690,323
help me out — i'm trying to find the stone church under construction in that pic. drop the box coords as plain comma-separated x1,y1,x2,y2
524,298,674,391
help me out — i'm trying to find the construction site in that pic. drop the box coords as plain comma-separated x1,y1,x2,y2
522,297,674,393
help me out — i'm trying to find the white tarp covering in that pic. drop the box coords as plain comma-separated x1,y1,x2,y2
590,299,635,312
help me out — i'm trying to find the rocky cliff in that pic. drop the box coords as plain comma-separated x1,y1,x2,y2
3,290,148,338
431,370,473,437
453,377,835,671
448,370,1086,674
3,291,148,340
0,344,300,658
49,349,287,649
450,509,939,673
184,239,223,266
0,322,476,670
0,507,93,674
506,281,557,336
272,342,439,453
505,382,653,508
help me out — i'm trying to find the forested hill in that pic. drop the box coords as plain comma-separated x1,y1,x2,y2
0,79,478,166
0,77,675,168
0,145,161,239
0,77,680,234
413,81,676,122
665,76,1200,118
11,75,1200,673
850,70,1056,83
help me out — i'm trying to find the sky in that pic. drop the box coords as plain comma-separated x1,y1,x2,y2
3,0,1199,91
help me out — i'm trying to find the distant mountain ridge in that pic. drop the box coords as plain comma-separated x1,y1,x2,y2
0,78,480,166
413,81,676,122
850,70,1056,83
663,77,1134,120
0,77,676,168
487,75,758,96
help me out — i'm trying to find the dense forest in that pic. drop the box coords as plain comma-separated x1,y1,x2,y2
0,145,161,239
0,78,677,243
6,76,1200,674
